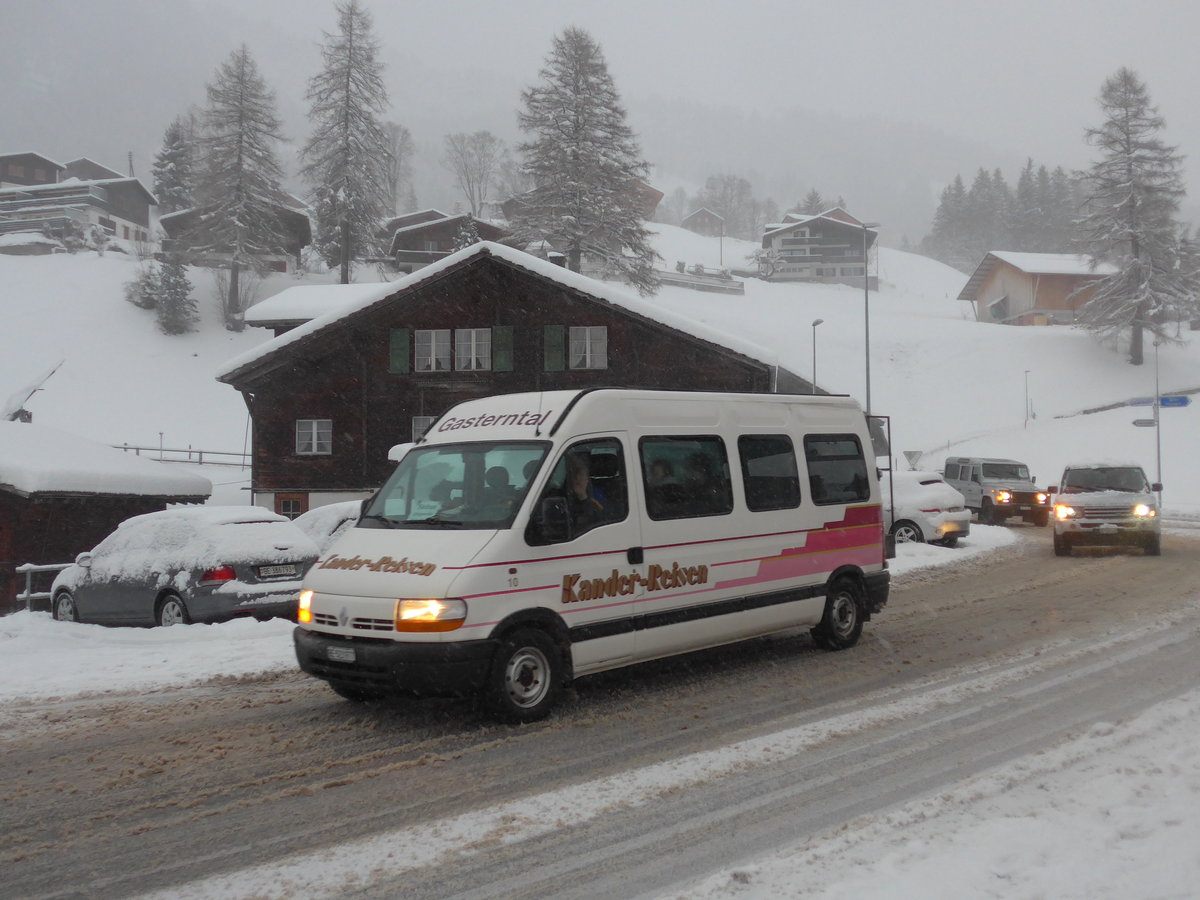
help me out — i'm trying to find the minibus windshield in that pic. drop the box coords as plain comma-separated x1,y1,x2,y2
359,441,549,530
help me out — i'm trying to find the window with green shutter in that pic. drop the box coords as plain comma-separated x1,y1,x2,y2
493,325,514,372
389,328,410,374
543,324,565,372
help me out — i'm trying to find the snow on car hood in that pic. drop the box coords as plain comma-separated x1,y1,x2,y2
884,471,966,516
301,526,500,600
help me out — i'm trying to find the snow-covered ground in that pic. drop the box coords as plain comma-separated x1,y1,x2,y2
3,229,1199,897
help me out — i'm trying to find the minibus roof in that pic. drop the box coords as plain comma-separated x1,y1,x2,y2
417,388,864,446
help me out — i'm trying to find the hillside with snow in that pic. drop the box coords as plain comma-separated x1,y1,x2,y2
3,224,1198,511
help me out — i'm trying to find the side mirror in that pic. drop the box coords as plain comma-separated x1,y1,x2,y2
1045,487,1056,495
1152,482,1163,492
539,497,571,544
75,552,93,568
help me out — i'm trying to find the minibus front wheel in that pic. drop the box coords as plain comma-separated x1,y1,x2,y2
482,628,564,723
811,576,864,650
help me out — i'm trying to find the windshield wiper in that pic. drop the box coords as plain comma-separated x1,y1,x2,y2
359,513,398,528
415,515,466,527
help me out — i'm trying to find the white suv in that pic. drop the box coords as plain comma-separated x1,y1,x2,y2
1052,463,1161,557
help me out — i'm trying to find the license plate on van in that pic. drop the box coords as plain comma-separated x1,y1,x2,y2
327,645,356,663
258,564,298,578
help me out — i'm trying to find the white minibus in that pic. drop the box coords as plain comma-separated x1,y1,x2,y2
295,388,890,721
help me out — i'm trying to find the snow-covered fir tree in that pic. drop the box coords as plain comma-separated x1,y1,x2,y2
300,0,393,283
123,264,160,310
513,27,659,294
443,131,505,217
798,189,826,215
1077,67,1198,365
188,45,290,330
384,121,416,214
156,254,197,335
453,216,483,251
151,116,196,214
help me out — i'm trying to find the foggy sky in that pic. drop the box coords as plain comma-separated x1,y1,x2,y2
4,0,1199,240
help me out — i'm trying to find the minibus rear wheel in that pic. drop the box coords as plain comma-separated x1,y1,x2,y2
811,577,864,650
482,628,563,723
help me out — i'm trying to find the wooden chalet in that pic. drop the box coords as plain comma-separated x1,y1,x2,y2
681,208,725,238
159,201,312,273
760,207,878,289
957,251,1118,325
0,423,211,614
0,151,157,249
217,242,808,517
387,213,511,274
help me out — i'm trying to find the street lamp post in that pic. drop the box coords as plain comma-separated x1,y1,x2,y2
861,222,879,413
811,318,824,394
1154,340,1163,505
1024,370,1031,429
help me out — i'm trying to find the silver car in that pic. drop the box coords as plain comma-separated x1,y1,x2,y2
884,470,972,547
51,506,319,626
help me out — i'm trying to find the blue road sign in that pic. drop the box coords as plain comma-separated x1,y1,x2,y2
1129,397,1156,406
1160,395,1191,408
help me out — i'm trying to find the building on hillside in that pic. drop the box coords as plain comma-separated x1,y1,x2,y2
759,207,878,289
681,208,725,237
378,209,451,236
0,151,157,252
159,200,312,273
957,251,1119,325
386,213,512,274
0,422,211,614
217,241,808,517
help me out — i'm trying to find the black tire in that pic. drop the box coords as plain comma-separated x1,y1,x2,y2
979,500,996,525
1053,531,1071,557
52,590,79,622
481,628,564,723
156,593,191,627
1144,534,1161,556
934,535,959,548
1032,510,1050,528
328,680,389,702
810,577,864,651
890,520,925,544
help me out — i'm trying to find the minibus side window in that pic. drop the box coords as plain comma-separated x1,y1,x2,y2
804,434,870,505
640,435,733,520
525,438,627,545
738,435,801,511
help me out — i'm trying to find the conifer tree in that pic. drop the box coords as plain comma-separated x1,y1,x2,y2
156,254,198,334
1077,67,1197,364
189,45,290,329
300,0,393,283
514,27,659,294
799,188,826,214
151,116,196,214
453,216,483,251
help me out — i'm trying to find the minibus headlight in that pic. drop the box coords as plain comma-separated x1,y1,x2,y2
996,490,1012,503
1055,504,1076,520
298,589,313,624
395,598,467,632
1133,503,1155,518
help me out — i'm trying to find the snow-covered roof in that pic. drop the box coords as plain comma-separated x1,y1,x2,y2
217,242,783,382
244,283,399,327
0,422,211,499
682,207,725,221
0,151,65,168
988,251,1119,276
764,210,875,240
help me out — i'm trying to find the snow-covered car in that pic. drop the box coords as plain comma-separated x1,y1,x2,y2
293,500,362,555
883,470,971,546
50,506,320,626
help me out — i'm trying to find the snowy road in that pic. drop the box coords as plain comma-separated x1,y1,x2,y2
5,527,1200,899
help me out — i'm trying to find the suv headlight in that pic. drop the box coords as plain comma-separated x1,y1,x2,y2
1133,504,1156,518
1055,504,1077,520
1036,492,1049,505
995,490,1012,503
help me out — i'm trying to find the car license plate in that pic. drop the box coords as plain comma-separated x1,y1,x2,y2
259,564,298,578
327,645,356,663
